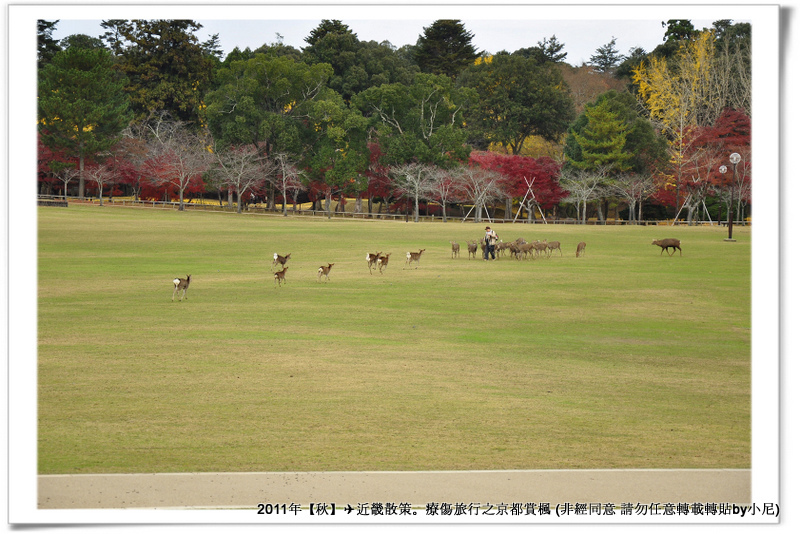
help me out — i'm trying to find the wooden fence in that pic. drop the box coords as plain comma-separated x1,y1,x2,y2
37,196,751,226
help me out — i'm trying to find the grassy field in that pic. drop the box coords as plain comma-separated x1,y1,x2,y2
37,204,751,474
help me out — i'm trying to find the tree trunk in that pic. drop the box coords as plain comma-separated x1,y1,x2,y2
78,155,85,199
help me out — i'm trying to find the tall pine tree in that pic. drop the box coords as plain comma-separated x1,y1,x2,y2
38,46,132,198
411,20,479,79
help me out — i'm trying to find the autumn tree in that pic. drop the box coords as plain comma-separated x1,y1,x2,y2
272,153,305,216
388,163,438,222
84,162,119,206
213,143,270,214
38,46,132,198
610,173,658,223
633,30,745,217
145,116,212,210
470,151,565,222
452,164,504,222
559,168,606,224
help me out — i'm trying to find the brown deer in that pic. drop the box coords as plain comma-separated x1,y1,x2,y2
377,253,392,274
576,242,587,257
366,252,382,274
273,253,291,270
652,238,682,256
317,263,334,282
467,241,478,259
547,240,562,257
532,240,548,258
172,275,191,302
450,241,460,258
274,266,288,287
405,249,425,269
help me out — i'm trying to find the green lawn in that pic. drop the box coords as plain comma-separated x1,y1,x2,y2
38,205,751,474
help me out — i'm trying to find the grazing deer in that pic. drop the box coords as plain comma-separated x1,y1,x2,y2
547,240,562,257
405,249,425,269
576,241,587,257
450,241,460,259
273,253,291,270
377,252,392,274
172,275,191,302
274,266,288,287
317,263,334,282
652,238,682,256
366,251,382,274
467,241,478,259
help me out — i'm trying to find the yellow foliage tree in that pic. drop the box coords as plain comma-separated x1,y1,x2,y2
632,30,719,205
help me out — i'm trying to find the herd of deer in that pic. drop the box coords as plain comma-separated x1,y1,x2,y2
451,238,587,260
172,237,681,299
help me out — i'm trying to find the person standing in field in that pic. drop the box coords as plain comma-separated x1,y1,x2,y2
483,226,498,260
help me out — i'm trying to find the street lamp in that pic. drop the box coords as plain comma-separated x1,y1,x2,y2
719,153,740,241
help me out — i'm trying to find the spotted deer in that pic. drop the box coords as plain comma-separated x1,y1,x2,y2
576,241,587,257
172,275,191,302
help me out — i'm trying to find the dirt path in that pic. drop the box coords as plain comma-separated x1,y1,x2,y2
38,469,750,510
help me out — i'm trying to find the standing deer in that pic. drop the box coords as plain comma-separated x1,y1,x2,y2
377,253,392,274
172,275,191,302
405,249,425,269
547,240,562,257
532,240,548,258
317,263,334,282
652,238,682,256
576,242,587,257
273,253,291,270
467,241,478,259
450,241,460,259
274,266,288,287
366,252,382,274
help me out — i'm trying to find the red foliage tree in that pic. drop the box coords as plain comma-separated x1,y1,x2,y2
469,151,566,220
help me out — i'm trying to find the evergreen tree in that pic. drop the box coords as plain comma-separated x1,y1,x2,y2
38,20,61,68
38,46,133,198
459,53,575,154
590,37,623,73
566,99,632,173
411,20,479,78
100,20,216,125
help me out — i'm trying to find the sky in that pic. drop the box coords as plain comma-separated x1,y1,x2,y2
47,6,728,67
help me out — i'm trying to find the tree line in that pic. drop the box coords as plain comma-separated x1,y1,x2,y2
37,18,752,223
